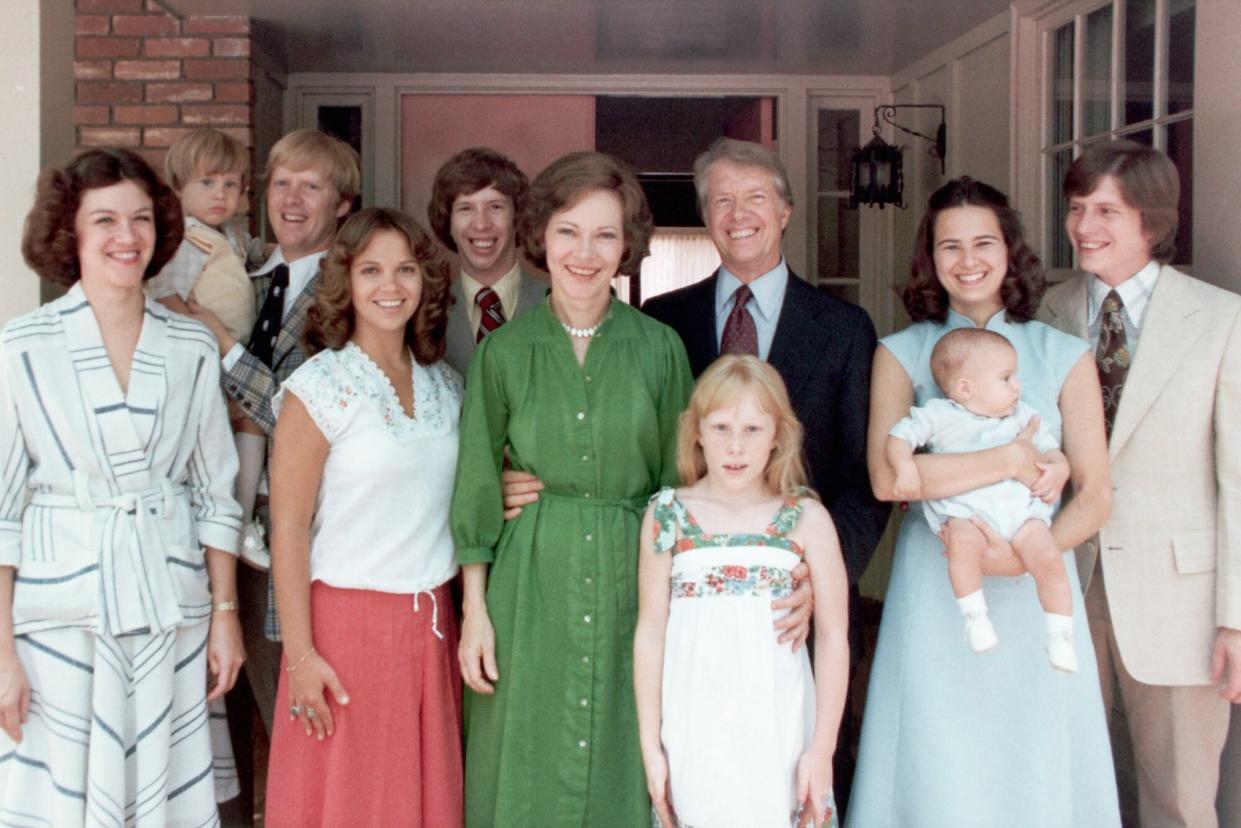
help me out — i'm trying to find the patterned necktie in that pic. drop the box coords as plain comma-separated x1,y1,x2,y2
248,264,289,368
720,284,758,356
1095,289,1131,437
476,286,506,343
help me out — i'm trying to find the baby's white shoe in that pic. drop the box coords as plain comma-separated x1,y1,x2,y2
964,613,998,653
1046,630,1079,673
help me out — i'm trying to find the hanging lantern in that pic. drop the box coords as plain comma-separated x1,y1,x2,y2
849,104,947,209
850,134,905,209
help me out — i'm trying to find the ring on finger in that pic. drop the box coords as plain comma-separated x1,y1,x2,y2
290,704,302,716
306,708,317,719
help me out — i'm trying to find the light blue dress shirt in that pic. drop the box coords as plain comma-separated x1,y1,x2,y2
713,259,789,360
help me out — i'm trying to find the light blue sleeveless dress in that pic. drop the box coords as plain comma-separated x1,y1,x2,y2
846,310,1121,827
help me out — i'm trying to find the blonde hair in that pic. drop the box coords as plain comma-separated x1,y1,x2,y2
264,129,361,202
164,127,249,191
676,355,814,499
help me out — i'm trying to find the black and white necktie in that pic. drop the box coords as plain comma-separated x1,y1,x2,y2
248,264,290,368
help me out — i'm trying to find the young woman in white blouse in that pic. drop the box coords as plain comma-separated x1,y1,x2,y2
264,208,464,827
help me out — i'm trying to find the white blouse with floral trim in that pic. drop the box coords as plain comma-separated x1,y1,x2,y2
275,342,464,593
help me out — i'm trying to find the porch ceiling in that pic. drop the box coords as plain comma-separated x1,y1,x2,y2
158,0,1012,76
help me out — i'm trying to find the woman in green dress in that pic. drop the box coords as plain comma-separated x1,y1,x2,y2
451,151,692,827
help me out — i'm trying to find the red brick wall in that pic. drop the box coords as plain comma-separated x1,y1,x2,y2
73,0,255,177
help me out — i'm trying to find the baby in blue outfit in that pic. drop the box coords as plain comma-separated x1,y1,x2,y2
886,328,1077,673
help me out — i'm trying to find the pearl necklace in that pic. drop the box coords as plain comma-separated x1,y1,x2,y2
561,320,602,338
557,303,611,339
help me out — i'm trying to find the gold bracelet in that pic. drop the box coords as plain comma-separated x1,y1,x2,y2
287,647,317,673
211,600,238,612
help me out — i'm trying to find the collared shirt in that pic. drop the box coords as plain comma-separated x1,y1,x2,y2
460,262,523,333
714,259,789,360
1086,259,1160,351
222,247,328,371
146,216,254,301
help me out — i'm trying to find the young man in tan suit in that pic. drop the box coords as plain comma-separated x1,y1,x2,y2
1039,141,1241,828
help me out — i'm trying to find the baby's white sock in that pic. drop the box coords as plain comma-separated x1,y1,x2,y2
1044,612,1073,636
957,589,988,618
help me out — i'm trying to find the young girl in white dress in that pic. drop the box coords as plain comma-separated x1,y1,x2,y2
634,355,849,828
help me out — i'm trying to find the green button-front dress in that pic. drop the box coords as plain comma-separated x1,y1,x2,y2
451,298,692,827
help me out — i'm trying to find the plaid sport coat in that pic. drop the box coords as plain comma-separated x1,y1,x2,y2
222,266,319,641
222,268,319,435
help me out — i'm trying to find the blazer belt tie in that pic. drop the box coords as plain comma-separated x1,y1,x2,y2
30,471,186,637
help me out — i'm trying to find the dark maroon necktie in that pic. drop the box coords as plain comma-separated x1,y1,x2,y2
720,284,758,356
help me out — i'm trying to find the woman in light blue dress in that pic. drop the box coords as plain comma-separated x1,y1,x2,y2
847,178,1121,826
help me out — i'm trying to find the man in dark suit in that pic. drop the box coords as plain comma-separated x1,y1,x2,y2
643,138,886,585
643,137,889,812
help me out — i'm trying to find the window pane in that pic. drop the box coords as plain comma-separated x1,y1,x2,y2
1046,149,1075,269
1083,5,1113,136
1166,118,1193,265
817,196,859,280
818,110,860,192
1125,0,1156,124
1050,22,1075,145
1168,0,1195,115
1125,128,1154,146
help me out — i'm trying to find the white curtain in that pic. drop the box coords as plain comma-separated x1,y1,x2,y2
615,229,721,305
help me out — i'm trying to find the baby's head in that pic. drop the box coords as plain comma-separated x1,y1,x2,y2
164,127,249,229
930,328,1021,418
677,354,812,498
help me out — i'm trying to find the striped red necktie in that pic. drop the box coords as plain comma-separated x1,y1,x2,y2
476,286,507,343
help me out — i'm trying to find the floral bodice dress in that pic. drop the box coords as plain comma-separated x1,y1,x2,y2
650,487,838,828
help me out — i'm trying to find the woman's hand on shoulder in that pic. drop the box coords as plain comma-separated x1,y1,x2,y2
0,649,29,743
459,605,499,694
287,649,350,740
206,609,245,701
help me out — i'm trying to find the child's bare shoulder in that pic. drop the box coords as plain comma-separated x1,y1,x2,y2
792,496,834,534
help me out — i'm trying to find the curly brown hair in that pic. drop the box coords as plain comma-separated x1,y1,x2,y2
305,208,452,365
903,177,1045,324
518,151,652,277
427,147,528,253
22,148,184,287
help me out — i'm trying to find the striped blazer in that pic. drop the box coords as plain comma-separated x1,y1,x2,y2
0,283,242,637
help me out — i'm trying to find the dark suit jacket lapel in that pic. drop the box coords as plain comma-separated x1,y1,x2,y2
767,272,815,400
680,273,721,376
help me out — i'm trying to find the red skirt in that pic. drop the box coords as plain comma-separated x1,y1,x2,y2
265,581,463,827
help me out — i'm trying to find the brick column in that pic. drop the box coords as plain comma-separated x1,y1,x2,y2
73,0,255,174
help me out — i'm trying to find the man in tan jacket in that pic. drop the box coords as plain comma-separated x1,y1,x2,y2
1039,141,1241,828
